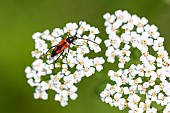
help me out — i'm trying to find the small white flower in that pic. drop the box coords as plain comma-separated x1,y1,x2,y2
122,23,134,34
63,76,74,88
162,80,170,96
118,98,127,110
139,99,151,111
105,22,121,34
118,56,130,68
127,94,141,109
108,69,122,81
77,21,90,35
61,64,70,75
35,39,48,53
156,50,168,63
156,69,166,81
63,55,76,68
113,93,122,107
93,57,105,72
105,47,118,63
146,107,157,113
67,85,78,100
129,77,142,86
51,28,64,37
104,34,121,48
103,13,116,26
76,55,86,70
146,89,158,102
31,50,42,59
153,37,164,51
82,66,95,77
130,31,140,48
38,81,49,91
118,44,131,57
144,24,160,39
32,32,42,40
54,92,68,107
132,15,148,33
138,85,146,94
100,85,114,106
89,26,99,35
34,90,48,100
115,10,131,24
64,22,78,35
76,45,89,55
157,93,170,106
42,30,54,40
72,71,84,83
129,108,143,113
137,32,153,52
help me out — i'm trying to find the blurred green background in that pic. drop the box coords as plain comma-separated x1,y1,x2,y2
1,0,170,113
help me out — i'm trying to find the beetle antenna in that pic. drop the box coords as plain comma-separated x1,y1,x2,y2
75,21,99,45
46,45,56,54
77,38,99,45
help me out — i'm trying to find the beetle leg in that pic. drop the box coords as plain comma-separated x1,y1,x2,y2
54,51,64,68
65,48,70,62
54,51,64,63
60,48,69,63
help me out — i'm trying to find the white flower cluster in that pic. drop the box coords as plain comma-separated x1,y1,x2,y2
101,10,170,113
25,21,104,107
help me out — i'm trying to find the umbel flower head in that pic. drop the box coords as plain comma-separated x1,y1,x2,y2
25,21,104,107
101,10,170,113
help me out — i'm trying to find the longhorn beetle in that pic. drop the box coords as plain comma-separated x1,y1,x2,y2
46,22,99,64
